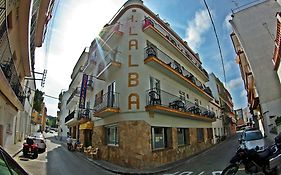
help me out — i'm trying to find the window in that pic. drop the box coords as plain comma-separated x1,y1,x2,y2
151,127,171,150
197,128,204,143
177,128,190,146
106,125,118,146
207,128,213,141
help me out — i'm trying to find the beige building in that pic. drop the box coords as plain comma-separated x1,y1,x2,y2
230,0,281,136
85,0,217,169
0,0,55,148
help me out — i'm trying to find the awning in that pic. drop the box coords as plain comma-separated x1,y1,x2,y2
79,121,93,130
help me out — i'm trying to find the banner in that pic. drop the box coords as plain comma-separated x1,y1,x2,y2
79,74,88,109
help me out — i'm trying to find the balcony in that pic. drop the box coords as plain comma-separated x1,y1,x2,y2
145,88,215,122
99,22,123,48
66,88,80,108
65,110,76,125
96,49,122,81
77,109,91,123
93,92,120,118
144,46,212,100
142,17,209,81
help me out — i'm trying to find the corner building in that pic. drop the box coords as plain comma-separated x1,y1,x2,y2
91,0,216,169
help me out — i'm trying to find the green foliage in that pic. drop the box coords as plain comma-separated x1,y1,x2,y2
46,117,57,128
33,90,44,113
275,116,281,126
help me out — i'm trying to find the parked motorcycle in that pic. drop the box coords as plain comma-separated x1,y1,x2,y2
222,133,281,175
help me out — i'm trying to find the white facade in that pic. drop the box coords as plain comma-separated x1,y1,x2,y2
230,0,281,135
58,90,70,140
90,0,214,130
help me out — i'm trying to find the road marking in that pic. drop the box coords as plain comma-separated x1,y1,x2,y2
163,172,179,175
238,168,245,171
179,172,193,175
212,171,222,175
198,172,204,175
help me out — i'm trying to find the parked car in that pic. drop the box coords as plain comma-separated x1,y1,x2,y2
23,137,38,158
239,129,266,152
30,133,46,152
0,146,29,175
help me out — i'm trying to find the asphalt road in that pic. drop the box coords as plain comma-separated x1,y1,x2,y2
15,133,114,175
161,132,247,175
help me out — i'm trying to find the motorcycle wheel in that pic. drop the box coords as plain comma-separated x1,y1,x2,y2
222,164,239,175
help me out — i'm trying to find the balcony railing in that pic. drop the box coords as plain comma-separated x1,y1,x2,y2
142,17,209,79
66,88,80,105
96,49,122,80
145,88,215,120
65,111,75,124
77,109,91,120
93,91,120,115
144,46,213,98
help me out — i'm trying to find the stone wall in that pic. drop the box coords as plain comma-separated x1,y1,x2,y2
92,120,212,169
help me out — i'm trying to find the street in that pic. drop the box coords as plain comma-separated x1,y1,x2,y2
13,132,251,175
14,133,114,175
161,133,246,175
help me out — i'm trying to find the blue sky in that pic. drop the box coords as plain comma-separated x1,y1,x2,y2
35,0,256,116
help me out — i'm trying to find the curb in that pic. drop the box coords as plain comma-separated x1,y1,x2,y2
12,148,22,158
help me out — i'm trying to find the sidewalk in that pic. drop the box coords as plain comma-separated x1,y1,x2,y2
56,136,230,175
5,140,24,158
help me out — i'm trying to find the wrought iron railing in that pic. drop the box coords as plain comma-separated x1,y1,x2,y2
0,4,26,106
65,111,75,123
146,88,215,119
142,17,209,78
96,49,121,76
77,109,91,120
144,46,212,97
93,91,119,112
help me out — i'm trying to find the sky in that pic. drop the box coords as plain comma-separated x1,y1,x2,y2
34,0,256,116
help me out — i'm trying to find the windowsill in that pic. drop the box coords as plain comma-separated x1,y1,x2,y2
152,146,172,152
107,144,119,147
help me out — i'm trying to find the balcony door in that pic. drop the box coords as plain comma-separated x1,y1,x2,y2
107,81,115,107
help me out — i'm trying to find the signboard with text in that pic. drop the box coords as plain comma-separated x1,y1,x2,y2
79,74,88,109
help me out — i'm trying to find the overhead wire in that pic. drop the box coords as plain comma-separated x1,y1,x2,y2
203,0,227,86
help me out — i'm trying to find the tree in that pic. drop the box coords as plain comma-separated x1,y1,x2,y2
33,89,44,113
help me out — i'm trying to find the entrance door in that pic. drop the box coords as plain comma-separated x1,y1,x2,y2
84,130,92,147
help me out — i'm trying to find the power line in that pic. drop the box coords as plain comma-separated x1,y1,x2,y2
203,0,227,86
24,85,59,100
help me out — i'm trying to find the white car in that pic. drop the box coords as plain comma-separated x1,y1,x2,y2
30,133,46,152
240,129,265,152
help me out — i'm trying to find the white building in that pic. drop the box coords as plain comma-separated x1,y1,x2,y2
230,0,281,136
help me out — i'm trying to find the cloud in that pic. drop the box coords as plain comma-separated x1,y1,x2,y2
184,9,211,50
35,0,127,116
223,13,232,32
240,90,247,98
227,77,243,90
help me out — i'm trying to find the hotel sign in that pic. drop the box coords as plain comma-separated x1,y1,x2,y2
79,74,88,109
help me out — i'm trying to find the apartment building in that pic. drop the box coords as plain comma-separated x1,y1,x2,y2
207,73,236,136
81,0,218,169
229,0,281,136
0,0,55,148
57,90,70,140
63,48,95,146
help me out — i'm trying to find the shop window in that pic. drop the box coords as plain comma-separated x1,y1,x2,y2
151,127,171,150
207,128,213,141
105,125,118,146
197,128,204,143
177,128,190,146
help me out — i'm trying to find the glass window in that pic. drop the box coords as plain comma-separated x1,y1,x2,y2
197,128,204,143
106,125,118,145
177,128,189,146
244,131,263,141
152,127,171,150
